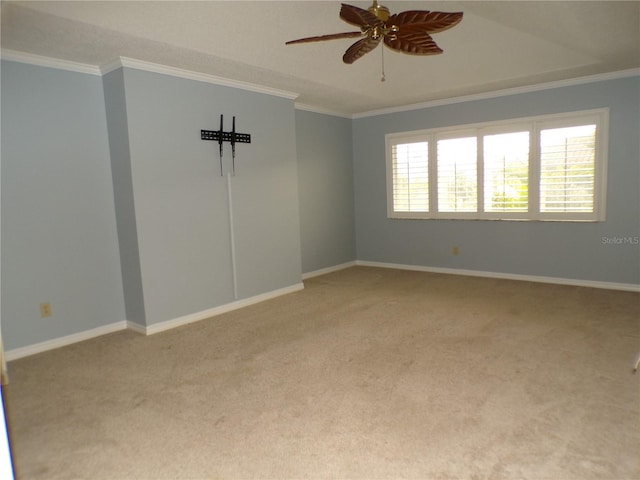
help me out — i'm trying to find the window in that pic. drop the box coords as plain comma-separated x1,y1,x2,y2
390,139,429,213
386,109,608,221
437,136,477,212
540,125,596,214
483,131,529,213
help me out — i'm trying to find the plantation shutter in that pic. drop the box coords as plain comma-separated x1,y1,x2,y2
386,108,606,221
540,125,596,213
483,131,529,212
437,136,477,212
392,141,429,212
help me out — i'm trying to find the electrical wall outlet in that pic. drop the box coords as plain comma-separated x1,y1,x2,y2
452,246,460,256
40,302,52,318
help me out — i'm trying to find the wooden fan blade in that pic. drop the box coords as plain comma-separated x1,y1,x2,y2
286,31,363,45
340,3,380,28
384,29,443,55
343,36,381,64
388,11,463,33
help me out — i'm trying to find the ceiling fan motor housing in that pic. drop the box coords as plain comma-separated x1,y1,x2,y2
368,1,390,21
365,2,398,40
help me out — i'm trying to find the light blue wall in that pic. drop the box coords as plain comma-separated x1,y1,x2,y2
2,56,637,352
296,110,356,273
117,68,302,325
103,68,147,326
353,76,640,284
1,59,304,349
1,61,126,350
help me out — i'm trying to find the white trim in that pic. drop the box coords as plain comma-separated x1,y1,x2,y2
0,49,102,75
295,103,352,119
302,261,357,280
99,58,124,75
5,321,128,361
6,264,637,360
137,282,304,336
4,49,635,115
0,50,299,100
101,57,299,100
126,321,146,335
386,108,609,222
356,260,640,292
353,68,640,119
5,282,305,360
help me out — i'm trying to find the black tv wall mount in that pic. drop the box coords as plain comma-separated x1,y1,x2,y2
201,114,251,176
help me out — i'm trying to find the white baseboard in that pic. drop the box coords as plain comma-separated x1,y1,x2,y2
355,260,640,292
5,282,305,360
6,263,636,361
302,261,357,280
5,321,128,361
140,282,305,336
126,321,147,335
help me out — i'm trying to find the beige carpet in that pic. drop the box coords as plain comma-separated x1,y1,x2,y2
4,266,640,479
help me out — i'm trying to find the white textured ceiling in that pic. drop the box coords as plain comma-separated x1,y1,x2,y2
2,1,639,115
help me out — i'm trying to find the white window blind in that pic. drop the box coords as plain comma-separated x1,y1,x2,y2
391,141,429,213
540,125,596,213
437,137,477,212
483,131,529,212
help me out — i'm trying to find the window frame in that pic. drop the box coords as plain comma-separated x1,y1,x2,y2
385,108,609,222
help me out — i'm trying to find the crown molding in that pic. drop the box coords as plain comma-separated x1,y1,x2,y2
0,49,102,75
294,103,352,119
3,48,637,116
352,68,640,119
1,50,299,100
99,58,125,75
101,57,299,100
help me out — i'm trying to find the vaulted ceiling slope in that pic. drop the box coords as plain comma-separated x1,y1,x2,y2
2,1,639,115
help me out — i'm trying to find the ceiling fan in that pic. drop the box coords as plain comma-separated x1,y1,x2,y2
286,1,463,65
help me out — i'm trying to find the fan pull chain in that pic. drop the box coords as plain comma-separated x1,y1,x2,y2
381,44,386,82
